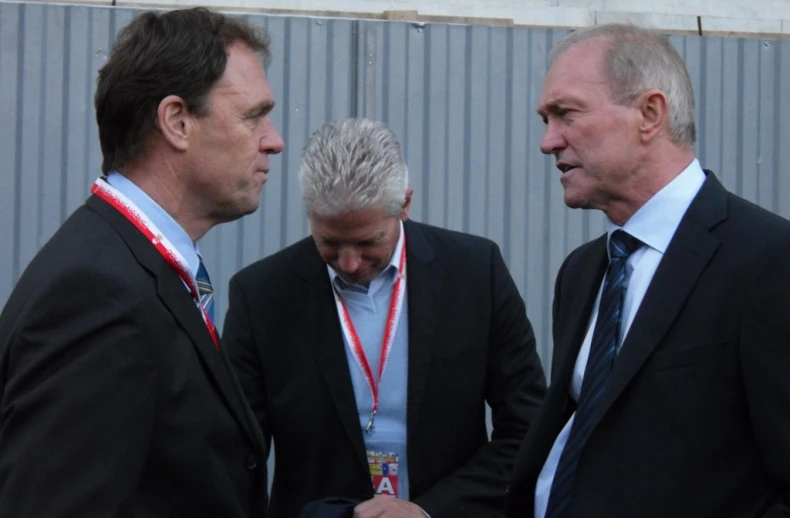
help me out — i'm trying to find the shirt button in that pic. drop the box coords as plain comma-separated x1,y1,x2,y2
246,454,258,470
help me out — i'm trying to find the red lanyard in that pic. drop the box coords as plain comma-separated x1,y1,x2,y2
333,238,407,434
91,178,219,348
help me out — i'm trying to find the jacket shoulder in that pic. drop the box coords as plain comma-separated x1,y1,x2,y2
230,236,317,287
408,220,499,253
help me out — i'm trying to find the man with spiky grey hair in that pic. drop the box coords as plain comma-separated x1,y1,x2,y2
223,118,547,517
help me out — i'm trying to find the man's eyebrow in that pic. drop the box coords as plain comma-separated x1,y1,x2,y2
536,104,555,119
246,100,275,117
539,100,570,113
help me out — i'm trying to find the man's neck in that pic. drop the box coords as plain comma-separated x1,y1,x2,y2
120,166,210,243
606,149,696,226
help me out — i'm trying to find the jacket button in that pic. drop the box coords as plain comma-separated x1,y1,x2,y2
246,454,258,470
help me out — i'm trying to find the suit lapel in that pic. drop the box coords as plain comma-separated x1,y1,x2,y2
551,236,608,384
402,221,442,444
156,271,263,448
87,195,262,450
297,244,369,473
512,237,608,486
588,172,727,431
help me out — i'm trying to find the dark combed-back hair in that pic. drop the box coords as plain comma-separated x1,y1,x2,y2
95,8,271,174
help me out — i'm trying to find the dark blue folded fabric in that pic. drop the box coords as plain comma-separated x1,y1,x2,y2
299,497,363,518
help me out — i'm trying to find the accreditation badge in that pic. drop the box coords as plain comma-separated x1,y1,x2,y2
367,451,399,497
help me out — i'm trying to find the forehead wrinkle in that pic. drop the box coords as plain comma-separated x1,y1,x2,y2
539,74,612,112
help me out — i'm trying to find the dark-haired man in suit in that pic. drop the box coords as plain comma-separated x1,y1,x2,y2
0,8,284,516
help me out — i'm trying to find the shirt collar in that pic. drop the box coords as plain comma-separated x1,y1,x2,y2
607,158,707,255
106,171,201,278
328,219,406,293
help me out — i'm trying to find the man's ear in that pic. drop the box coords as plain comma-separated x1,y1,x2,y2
636,89,668,144
400,187,414,221
157,95,192,152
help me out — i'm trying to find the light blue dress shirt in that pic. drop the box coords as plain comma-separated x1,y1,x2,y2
328,221,411,500
105,171,201,281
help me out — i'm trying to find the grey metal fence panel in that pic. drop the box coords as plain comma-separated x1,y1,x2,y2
0,2,21,300
1,1,790,376
356,22,614,362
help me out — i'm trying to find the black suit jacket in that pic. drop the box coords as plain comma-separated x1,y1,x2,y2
506,172,790,517
0,195,268,517
222,219,547,518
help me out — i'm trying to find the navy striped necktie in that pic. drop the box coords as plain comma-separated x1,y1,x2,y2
545,229,643,518
196,258,214,324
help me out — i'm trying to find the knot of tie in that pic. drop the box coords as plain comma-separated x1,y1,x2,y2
609,229,642,261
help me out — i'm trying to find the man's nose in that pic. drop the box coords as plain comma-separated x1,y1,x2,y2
338,247,361,273
540,121,567,155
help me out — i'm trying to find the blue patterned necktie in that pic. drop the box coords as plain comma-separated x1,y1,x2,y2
545,230,643,518
196,258,214,324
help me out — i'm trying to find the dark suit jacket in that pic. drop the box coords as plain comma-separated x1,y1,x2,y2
298,497,361,518
222,219,547,518
0,195,268,517
506,172,790,517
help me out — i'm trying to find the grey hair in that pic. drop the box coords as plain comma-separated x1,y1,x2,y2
299,118,409,218
549,23,696,148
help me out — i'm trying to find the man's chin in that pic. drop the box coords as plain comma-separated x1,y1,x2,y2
562,190,591,210
563,196,585,210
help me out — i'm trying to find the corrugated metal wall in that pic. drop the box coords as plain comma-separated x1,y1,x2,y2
2,1,789,372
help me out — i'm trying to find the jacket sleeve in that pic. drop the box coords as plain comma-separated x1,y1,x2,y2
740,235,790,516
0,265,157,517
413,243,547,517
